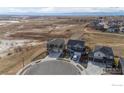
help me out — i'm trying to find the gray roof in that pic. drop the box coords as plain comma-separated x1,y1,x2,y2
94,46,114,57
47,38,65,46
67,39,85,48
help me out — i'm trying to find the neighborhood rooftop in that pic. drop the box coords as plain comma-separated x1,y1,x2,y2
94,45,114,57
67,39,85,48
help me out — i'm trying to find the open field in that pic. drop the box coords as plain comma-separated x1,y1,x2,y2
0,16,124,74
83,27,124,57
0,44,46,74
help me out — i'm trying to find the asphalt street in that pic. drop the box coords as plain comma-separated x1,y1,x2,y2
24,60,81,75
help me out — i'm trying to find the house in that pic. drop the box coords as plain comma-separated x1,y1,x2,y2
120,27,124,32
47,38,65,57
96,22,105,30
90,18,106,31
90,17,103,26
107,20,119,28
93,46,114,68
90,20,99,27
67,39,86,62
107,27,120,33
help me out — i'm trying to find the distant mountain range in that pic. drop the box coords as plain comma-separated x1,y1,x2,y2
0,7,124,16
0,12,124,16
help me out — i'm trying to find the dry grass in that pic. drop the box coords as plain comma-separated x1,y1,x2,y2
83,27,124,57
0,45,46,75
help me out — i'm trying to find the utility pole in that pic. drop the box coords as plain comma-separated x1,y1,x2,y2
22,51,25,67
22,56,25,67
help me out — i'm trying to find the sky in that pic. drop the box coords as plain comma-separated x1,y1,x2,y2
0,7,124,15
0,0,124,7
